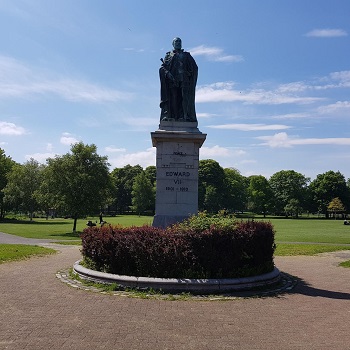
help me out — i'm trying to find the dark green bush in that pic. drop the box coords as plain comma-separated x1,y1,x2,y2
81,214,276,279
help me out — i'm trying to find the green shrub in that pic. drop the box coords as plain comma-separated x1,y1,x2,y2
81,214,276,279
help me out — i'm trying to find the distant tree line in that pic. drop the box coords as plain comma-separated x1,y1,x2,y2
1,144,350,232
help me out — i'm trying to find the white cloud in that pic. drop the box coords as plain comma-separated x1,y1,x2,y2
200,146,246,159
123,47,145,53
277,82,309,93
0,121,26,135
122,117,156,127
305,29,348,38
0,55,132,103
105,146,127,153
270,113,311,120
318,101,350,115
109,148,156,168
25,152,56,163
196,82,322,105
190,45,243,63
200,145,232,158
208,123,291,131
257,132,350,148
60,132,79,145
197,112,219,118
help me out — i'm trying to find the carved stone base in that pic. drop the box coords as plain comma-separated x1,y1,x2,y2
151,123,206,228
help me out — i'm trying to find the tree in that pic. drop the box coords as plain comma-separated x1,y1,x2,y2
111,164,143,214
0,149,16,219
43,142,112,232
198,159,225,212
309,171,349,218
223,168,248,213
248,175,274,217
284,198,302,218
144,165,156,187
3,159,44,220
269,170,310,216
131,171,154,215
327,197,346,219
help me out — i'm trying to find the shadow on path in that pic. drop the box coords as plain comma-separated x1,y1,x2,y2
290,275,350,300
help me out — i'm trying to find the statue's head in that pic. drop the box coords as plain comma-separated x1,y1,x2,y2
172,37,182,50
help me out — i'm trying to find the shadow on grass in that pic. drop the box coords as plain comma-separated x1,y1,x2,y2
0,219,70,226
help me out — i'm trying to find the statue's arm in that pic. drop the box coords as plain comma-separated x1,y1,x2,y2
160,52,175,81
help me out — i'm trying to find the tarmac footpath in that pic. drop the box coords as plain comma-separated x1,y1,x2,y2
0,233,350,350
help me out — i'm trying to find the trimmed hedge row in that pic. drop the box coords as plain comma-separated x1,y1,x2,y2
81,219,276,279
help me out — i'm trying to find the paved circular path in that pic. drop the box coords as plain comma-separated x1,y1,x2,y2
0,233,350,350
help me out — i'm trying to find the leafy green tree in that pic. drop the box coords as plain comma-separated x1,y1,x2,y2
269,170,310,215
131,171,154,215
284,198,302,218
223,168,248,213
3,159,44,220
248,175,274,217
43,142,112,232
198,159,225,212
309,171,349,218
111,164,143,214
327,197,346,219
0,149,16,219
144,165,156,186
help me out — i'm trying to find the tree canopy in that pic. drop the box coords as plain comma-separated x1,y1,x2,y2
3,158,43,220
269,170,310,215
42,142,112,232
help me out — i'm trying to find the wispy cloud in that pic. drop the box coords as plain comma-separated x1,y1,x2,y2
270,112,312,120
25,152,56,163
196,82,322,105
197,112,219,118
105,146,127,153
208,123,291,131
109,148,156,168
123,47,145,53
318,101,350,116
0,55,133,103
190,45,243,63
200,145,232,158
305,28,348,38
257,132,350,148
60,132,79,146
200,145,246,159
0,121,26,135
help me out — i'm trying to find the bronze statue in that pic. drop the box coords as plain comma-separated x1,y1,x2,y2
159,37,198,122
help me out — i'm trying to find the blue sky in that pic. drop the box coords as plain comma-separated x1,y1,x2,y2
1,0,350,180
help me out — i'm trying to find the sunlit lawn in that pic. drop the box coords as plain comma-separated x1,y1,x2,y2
259,217,350,245
0,244,56,264
0,215,153,240
274,243,349,256
1,215,350,258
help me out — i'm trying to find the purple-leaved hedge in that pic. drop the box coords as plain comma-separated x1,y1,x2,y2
81,215,276,279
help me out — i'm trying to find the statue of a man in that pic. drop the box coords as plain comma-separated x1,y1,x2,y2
159,37,198,122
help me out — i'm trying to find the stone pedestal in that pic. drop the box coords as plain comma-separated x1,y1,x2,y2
151,121,206,228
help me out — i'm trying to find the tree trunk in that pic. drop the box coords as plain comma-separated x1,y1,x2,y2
72,213,78,233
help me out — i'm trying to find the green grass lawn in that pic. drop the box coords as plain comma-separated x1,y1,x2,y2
262,217,350,245
1,215,350,257
275,243,349,256
0,244,56,264
0,215,153,240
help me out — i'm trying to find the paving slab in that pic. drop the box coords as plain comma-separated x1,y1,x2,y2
0,234,349,350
